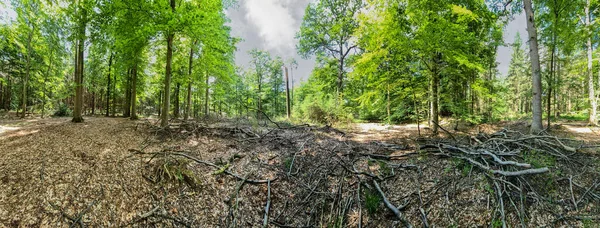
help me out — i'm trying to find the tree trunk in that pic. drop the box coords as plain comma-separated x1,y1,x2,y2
4,73,10,111
431,66,439,135
524,0,543,132
42,51,52,119
174,83,180,118
124,68,131,117
106,52,113,117
547,43,555,128
72,24,85,122
160,0,176,128
184,41,195,120
205,72,209,116
130,63,138,120
257,73,262,120
112,64,116,117
387,84,391,123
285,66,291,119
22,29,33,118
586,0,597,125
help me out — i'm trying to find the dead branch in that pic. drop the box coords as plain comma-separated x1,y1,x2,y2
372,180,412,228
263,179,271,228
459,156,549,177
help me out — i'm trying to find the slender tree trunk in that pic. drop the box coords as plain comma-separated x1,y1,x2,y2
72,27,85,122
124,68,131,117
106,53,112,117
91,92,95,115
431,67,439,135
5,73,10,111
547,43,555,128
21,30,33,118
285,67,291,119
174,83,180,118
160,0,176,127
336,46,344,105
158,90,162,117
205,72,209,116
112,65,116,117
257,74,262,120
184,41,195,120
131,63,138,120
524,0,543,132
42,51,52,119
586,0,597,125
161,33,174,126
387,84,391,123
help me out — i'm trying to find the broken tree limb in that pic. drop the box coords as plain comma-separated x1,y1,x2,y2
372,180,412,228
480,150,531,168
263,179,271,228
459,156,549,177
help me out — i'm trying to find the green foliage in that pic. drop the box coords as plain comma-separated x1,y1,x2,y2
53,103,71,117
363,187,381,215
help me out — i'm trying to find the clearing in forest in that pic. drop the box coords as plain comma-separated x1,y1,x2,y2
0,117,599,227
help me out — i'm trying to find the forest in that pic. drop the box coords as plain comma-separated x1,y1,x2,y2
0,0,600,227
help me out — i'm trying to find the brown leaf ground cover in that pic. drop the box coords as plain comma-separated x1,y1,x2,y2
0,115,599,227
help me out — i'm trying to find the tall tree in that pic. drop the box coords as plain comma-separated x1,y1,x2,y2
297,0,362,99
524,0,544,132
585,0,597,125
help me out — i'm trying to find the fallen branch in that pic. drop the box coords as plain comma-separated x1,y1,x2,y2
373,180,412,228
460,156,549,177
263,179,271,228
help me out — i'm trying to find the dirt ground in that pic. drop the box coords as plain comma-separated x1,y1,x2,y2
0,115,599,227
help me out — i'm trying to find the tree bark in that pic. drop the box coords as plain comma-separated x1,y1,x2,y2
257,72,262,120
130,62,138,120
124,68,131,117
112,63,116,117
42,50,52,119
524,0,543,132
184,41,195,120
431,67,439,135
387,84,391,123
106,52,113,117
205,72,209,116
21,29,33,119
174,82,180,118
160,0,176,128
72,20,86,123
586,0,597,125
285,66,291,119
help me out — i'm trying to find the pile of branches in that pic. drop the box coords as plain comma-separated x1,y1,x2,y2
423,129,578,177
131,119,598,227
420,128,592,227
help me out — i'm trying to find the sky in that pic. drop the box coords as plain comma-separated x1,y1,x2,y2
225,0,315,86
227,2,528,82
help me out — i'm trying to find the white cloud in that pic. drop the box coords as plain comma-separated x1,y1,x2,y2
244,0,298,56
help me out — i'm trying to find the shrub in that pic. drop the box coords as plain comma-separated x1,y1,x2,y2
53,103,72,117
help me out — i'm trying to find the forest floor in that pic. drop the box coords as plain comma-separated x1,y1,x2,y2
0,113,599,227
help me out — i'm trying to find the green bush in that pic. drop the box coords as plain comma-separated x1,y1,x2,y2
53,103,72,117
